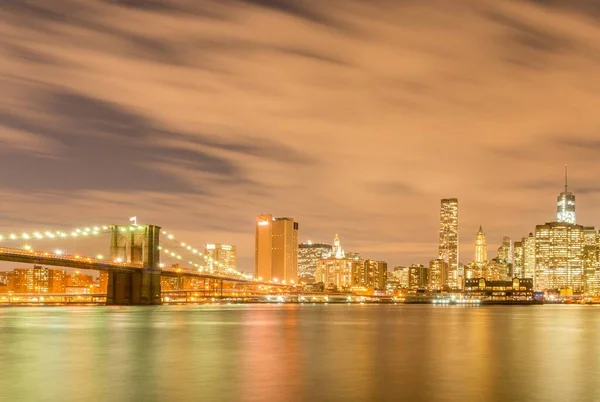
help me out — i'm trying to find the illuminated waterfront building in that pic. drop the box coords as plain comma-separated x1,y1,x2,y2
408,264,428,289
513,241,523,278
428,259,448,290
255,214,299,283
298,241,332,283
556,166,576,224
464,278,534,301
345,252,362,260
535,221,584,292
68,271,93,287
474,226,487,265
522,233,536,280
315,258,362,290
363,260,388,290
583,227,599,293
438,198,459,288
99,272,109,293
9,266,67,294
205,243,237,272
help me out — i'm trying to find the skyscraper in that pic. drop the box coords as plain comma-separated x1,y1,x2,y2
298,241,332,283
535,221,584,292
474,226,487,265
428,258,448,290
522,233,536,280
438,198,459,288
557,165,576,224
205,244,237,272
513,241,523,278
497,236,513,267
255,214,299,283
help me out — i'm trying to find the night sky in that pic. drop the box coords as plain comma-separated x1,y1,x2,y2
1,0,600,272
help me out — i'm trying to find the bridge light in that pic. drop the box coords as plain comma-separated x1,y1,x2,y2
84,227,91,232
181,242,186,247
168,234,174,240
162,231,167,235
44,231,53,236
22,233,30,240
102,226,108,230
93,227,99,231
23,245,31,251
76,229,82,233
0,235,3,240
96,254,104,260
9,234,16,240
60,233,67,238
192,250,197,254
157,246,162,250
55,249,63,255
71,232,78,237
129,227,135,231
159,263,165,268
119,227,126,232
115,258,123,263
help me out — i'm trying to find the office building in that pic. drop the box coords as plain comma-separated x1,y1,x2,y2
583,227,599,293
438,198,459,288
428,258,448,290
315,258,362,290
298,241,333,283
363,260,388,290
513,241,523,278
408,264,428,289
474,226,487,265
522,233,535,279
497,236,513,267
205,243,237,271
535,221,584,292
255,214,299,283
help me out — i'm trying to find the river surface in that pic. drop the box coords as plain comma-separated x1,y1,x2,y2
1,304,599,402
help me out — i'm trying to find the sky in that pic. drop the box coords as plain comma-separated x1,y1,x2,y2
1,0,600,272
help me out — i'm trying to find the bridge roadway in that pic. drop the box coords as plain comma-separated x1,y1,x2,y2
0,246,283,287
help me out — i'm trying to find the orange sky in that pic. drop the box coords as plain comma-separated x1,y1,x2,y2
1,0,600,270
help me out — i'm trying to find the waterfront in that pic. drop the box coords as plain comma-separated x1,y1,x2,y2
1,305,600,402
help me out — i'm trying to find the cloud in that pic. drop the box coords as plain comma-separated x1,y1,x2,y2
1,0,600,269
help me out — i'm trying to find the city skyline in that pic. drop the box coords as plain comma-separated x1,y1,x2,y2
2,1,600,271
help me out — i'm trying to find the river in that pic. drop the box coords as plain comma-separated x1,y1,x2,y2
1,304,599,402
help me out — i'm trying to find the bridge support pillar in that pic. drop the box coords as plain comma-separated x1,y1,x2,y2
106,224,162,306
106,270,161,305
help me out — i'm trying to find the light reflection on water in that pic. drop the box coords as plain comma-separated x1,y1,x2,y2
1,305,599,402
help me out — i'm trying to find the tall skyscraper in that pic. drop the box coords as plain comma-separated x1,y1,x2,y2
255,214,299,283
438,198,459,288
298,241,332,283
513,241,523,277
205,244,237,272
474,226,487,265
522,233,536,280
363,260,388,290
557,165,576,224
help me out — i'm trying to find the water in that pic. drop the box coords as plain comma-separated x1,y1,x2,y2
1,304,599,402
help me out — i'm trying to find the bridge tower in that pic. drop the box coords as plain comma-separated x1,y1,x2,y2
106,225,162,305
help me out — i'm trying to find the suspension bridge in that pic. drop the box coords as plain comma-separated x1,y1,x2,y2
0,222,285,305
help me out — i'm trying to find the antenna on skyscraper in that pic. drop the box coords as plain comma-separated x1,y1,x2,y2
564,164,568,193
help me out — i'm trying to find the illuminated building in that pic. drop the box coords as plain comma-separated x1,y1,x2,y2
522,233,535,280
535,221,584,292
428,259,448,290
345,252,362,260
513,241,523,278
68,271,93,287
583,227,599,293
315,258,362,290
99,272,109,293
298,241,332,283
497,237,513,267
9,266,67,294
255,214,299,283
408,264,428,289
391,266,408,288
49,269,67,293
464,278,534,301
474,226,487,265
483,260,510,281
556,165,576,224
438,198,459,288
205,243,237,272
330,234,345,258
363,260,388,290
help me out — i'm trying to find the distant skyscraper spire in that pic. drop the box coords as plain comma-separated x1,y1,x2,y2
474,225,487,265
556,166,576,224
